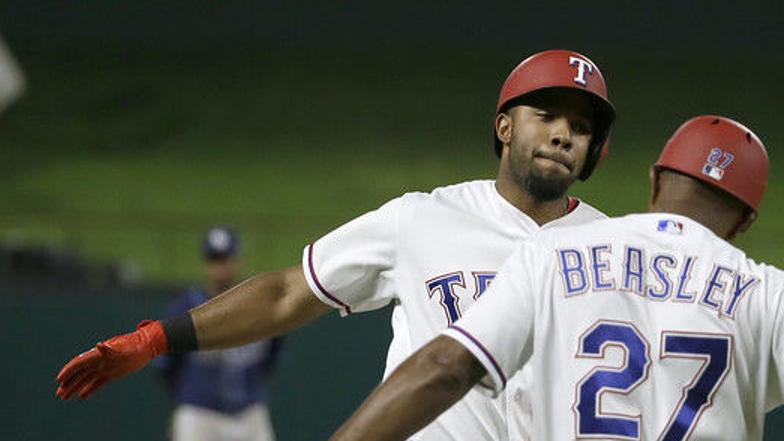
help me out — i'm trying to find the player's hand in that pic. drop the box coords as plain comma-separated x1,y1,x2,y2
55,320,168,400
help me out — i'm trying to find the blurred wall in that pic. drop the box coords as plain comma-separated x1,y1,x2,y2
1,1,782,55
2,289,391,441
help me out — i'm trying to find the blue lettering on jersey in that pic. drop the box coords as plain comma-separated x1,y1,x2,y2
722,273,759,319
426,272,466,324
700,265,733,310
622,246,646,295
648,254,676,300
472,272,496,299
557,244,757,322
674,256,698,302
558,248,589,296
589,245,615,290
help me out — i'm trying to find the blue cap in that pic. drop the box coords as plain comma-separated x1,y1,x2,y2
202,226,239,260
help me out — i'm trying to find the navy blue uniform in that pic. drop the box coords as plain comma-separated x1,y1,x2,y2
154,287,282,413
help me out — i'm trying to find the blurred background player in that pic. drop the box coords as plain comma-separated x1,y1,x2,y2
328,115,779,441
155,226,282,441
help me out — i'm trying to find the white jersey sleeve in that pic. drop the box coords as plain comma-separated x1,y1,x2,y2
302,197,402,316
442,241,540,396
765,265,784,408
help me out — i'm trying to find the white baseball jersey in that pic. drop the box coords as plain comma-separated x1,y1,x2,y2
444,213,784,441
301,179,605,440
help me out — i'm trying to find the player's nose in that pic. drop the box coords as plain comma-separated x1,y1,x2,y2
549,117,573,150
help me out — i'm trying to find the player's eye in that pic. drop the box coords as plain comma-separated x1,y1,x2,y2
571,120,593,136
537,111,554,122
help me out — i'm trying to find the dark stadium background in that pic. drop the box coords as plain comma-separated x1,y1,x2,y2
1,2,782,440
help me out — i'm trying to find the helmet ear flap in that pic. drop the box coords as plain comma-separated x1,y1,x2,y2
578,140,607,181
578,107,614,181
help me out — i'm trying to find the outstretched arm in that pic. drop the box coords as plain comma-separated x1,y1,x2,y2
56,265,331,399
330,336,486,441
191,265,330,349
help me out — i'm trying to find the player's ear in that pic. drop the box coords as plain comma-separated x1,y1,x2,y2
648,166,661,209
727,210,757,241
495,113,512,146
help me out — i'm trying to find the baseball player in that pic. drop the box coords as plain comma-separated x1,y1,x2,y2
154,226,281,441
329,115,778,441
55,49,616,440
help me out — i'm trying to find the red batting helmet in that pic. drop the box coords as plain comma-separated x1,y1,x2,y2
494,49,616,181
654,115,768,211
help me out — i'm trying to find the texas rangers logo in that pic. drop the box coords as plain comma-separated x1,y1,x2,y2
569,56,594,87
702,147,734,181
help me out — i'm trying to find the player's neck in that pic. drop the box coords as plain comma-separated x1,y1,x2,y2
494,179,570,226
649,201,738,240
650,174,747,241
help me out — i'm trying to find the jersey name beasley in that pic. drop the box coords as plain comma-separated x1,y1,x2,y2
302,180,605,441
444,213,784,441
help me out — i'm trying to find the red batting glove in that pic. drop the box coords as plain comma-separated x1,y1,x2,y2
55,320,168,400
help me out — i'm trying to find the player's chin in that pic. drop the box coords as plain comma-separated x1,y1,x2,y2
525,171,575,201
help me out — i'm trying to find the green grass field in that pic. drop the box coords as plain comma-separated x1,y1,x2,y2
1,48,782,282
